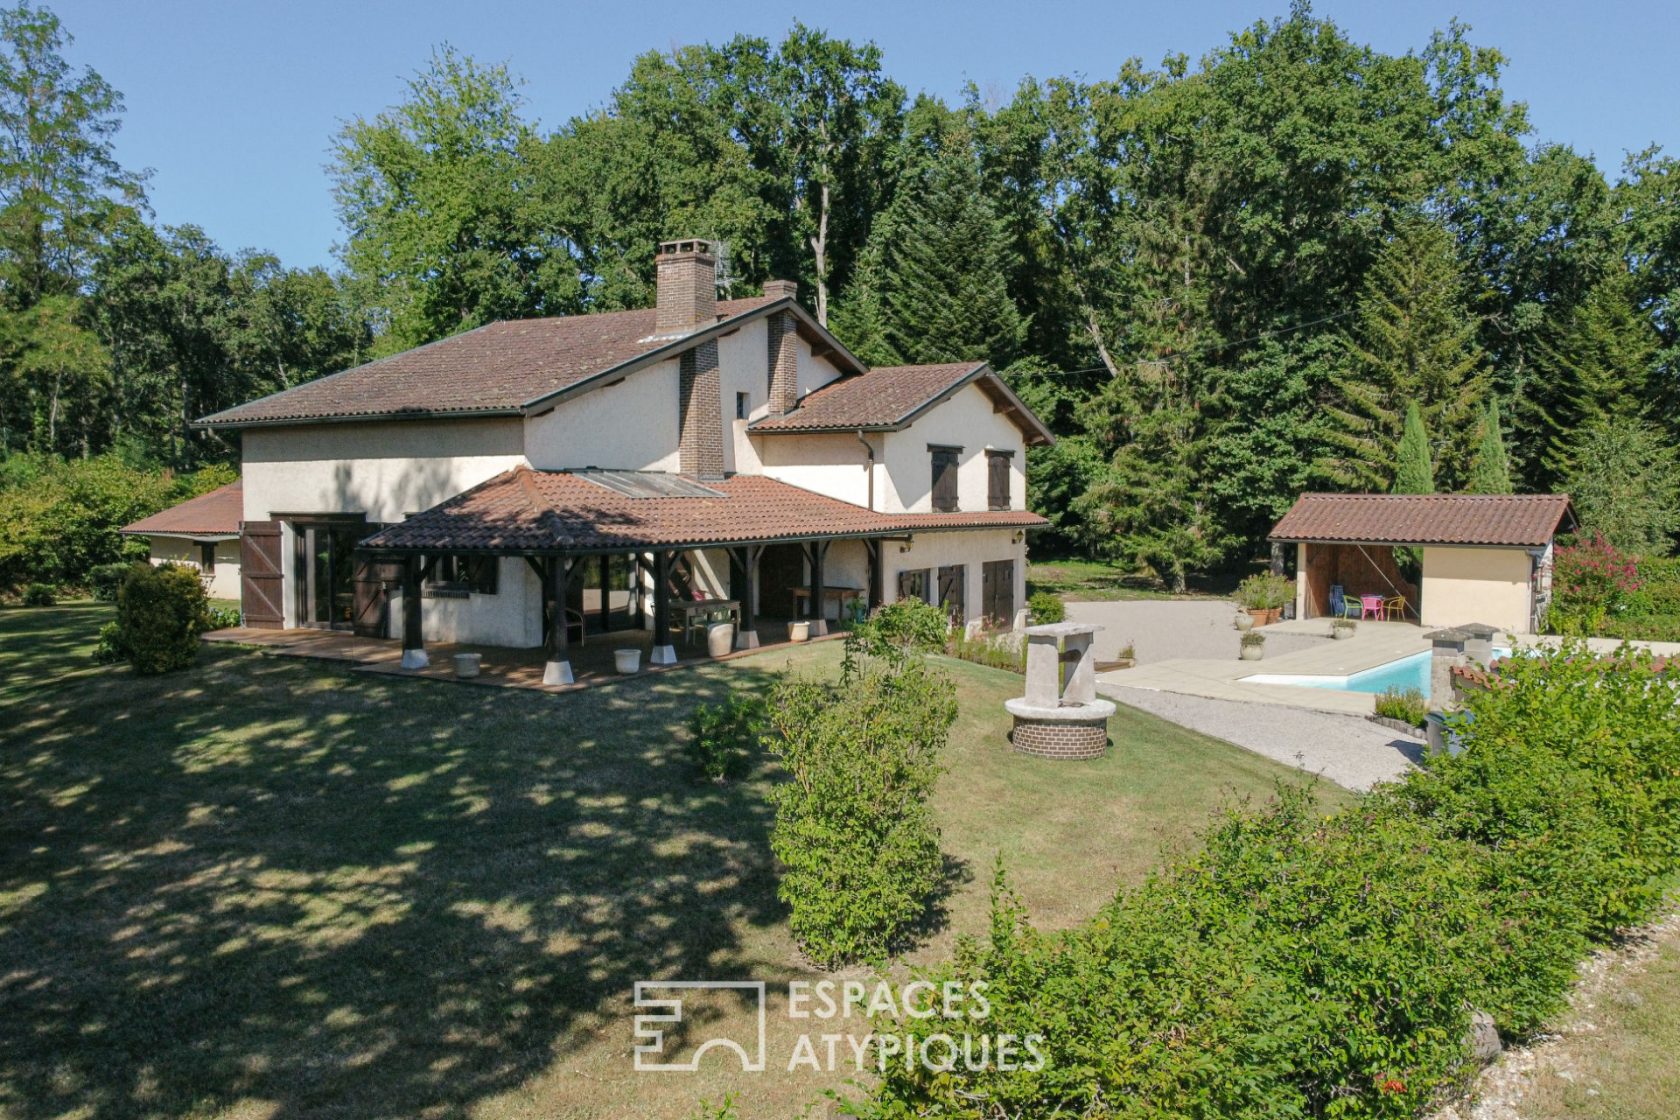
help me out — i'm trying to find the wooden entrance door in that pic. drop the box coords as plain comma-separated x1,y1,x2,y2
352,555,398,638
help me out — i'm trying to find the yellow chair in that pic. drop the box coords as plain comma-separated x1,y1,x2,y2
1383,595,1407,621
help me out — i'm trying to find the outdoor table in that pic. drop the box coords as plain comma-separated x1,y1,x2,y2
791,585,865,622
677,598,739,645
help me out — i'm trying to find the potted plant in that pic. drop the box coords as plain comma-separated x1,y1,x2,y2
1236,573,1292,627
1234,609,1254,632
1239,630,1265,660
1331,618,1356,641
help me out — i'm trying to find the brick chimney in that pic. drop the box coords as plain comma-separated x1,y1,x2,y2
762,278,798,300
655,239,717,335
767,306,799,416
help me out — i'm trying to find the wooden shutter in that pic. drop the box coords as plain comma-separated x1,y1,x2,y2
988,452,1012,511
982,559,1016,626
931,448,959,512
240,521,284,629
937,564,965,625
352,556,399,638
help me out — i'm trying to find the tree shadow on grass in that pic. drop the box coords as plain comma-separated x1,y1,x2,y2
0,641,796,1119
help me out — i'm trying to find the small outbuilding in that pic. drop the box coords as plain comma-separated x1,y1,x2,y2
120,480,244,601
1269,493,1576,635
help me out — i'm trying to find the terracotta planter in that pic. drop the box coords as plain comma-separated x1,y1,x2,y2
1247,608,1269,628
1265,607,1283,625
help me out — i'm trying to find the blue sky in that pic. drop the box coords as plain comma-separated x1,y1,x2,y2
50,0,1679,270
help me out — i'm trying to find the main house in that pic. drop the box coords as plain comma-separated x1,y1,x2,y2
196,239,1053,682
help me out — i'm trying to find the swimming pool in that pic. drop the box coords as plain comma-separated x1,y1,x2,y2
1241,647,1512,694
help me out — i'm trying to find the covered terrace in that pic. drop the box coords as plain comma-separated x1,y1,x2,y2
360,466,1043,684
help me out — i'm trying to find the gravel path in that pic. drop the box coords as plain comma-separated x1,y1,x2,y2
1065,599,1326,663
1105,684,1423,791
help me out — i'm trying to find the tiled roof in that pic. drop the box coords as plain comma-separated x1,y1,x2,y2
362,468,1046,553
751,362,982,431
199,298,780,427
1270,493,1575,547
121,480,243,537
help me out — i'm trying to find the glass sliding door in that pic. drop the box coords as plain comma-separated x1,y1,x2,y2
296,522,364,630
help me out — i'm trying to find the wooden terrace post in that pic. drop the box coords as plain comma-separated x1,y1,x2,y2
400,553,428,669
543,555,574,685
809,539,829,637
597,554,611,634
650,550,677,665
866,539,884,609
733,544,762,649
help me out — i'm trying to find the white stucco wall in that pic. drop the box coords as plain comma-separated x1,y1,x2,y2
144,536,241,600
241,418,527,523
388,557,543,648
880,383,1027,514
755,432,874,507
794,333,845,399
524,360,681,472
1420,546,1535,634
884,528,1028,630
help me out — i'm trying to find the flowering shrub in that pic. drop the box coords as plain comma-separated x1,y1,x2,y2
1550,533,1641,635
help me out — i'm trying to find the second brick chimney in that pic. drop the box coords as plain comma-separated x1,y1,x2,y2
655,239,717,336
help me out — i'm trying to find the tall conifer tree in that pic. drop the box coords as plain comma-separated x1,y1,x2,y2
1466,396,1514,494
1392,401,1435,494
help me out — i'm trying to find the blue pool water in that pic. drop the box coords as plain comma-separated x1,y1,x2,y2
1242,647,1512,694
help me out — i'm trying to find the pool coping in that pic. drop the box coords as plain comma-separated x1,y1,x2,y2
1095,620,1436,715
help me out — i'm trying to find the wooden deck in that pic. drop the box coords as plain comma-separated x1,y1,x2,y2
202,618,837,694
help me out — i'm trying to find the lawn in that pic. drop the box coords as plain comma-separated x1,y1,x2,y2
1027,557,1238,602
0,605,1340,1120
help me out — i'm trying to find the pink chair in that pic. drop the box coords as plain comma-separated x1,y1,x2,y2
1359,594,1384,620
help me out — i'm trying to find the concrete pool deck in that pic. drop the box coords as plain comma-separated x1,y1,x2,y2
1094,618,1436,716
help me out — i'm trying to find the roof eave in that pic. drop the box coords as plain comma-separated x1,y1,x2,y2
747,363,1056,447
195,406,525,432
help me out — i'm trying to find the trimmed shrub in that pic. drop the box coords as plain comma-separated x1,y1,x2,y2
684,694,766,783
765,654,957,967
20,582,56,606
89,561,144,602
1374,686,1427,726
115,563,210,674
1027,589,1065,624
91,621,126,664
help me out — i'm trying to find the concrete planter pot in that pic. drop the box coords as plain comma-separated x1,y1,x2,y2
706,622,735,658
613,648,641,674
1234,611,1254,632
1239,644,1264,661
452,652,482,678
1331,624,1355,640
787,620,811,643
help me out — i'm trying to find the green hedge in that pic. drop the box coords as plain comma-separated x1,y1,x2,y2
858,644,1680,1119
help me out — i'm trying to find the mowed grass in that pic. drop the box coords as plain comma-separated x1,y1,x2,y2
0,605,1340,1120
1519,913,1680,1120
1027,558,1235,602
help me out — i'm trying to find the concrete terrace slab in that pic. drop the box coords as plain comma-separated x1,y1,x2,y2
1094,619,1434,716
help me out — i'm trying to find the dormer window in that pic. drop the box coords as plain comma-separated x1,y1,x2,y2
930,445,961,512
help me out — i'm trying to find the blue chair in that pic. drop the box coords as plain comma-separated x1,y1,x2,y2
1328,584,1361,620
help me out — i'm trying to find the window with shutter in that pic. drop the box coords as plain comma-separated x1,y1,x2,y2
897,568,932,603
987,450,1013,511
930,446,960,512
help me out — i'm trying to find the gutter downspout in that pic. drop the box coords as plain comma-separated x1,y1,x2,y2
856,430,875,511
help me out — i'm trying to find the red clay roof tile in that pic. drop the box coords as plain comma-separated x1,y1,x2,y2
121,481,243,537
1270,493,1575,548
199,298,779,427
362,468,1044,553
